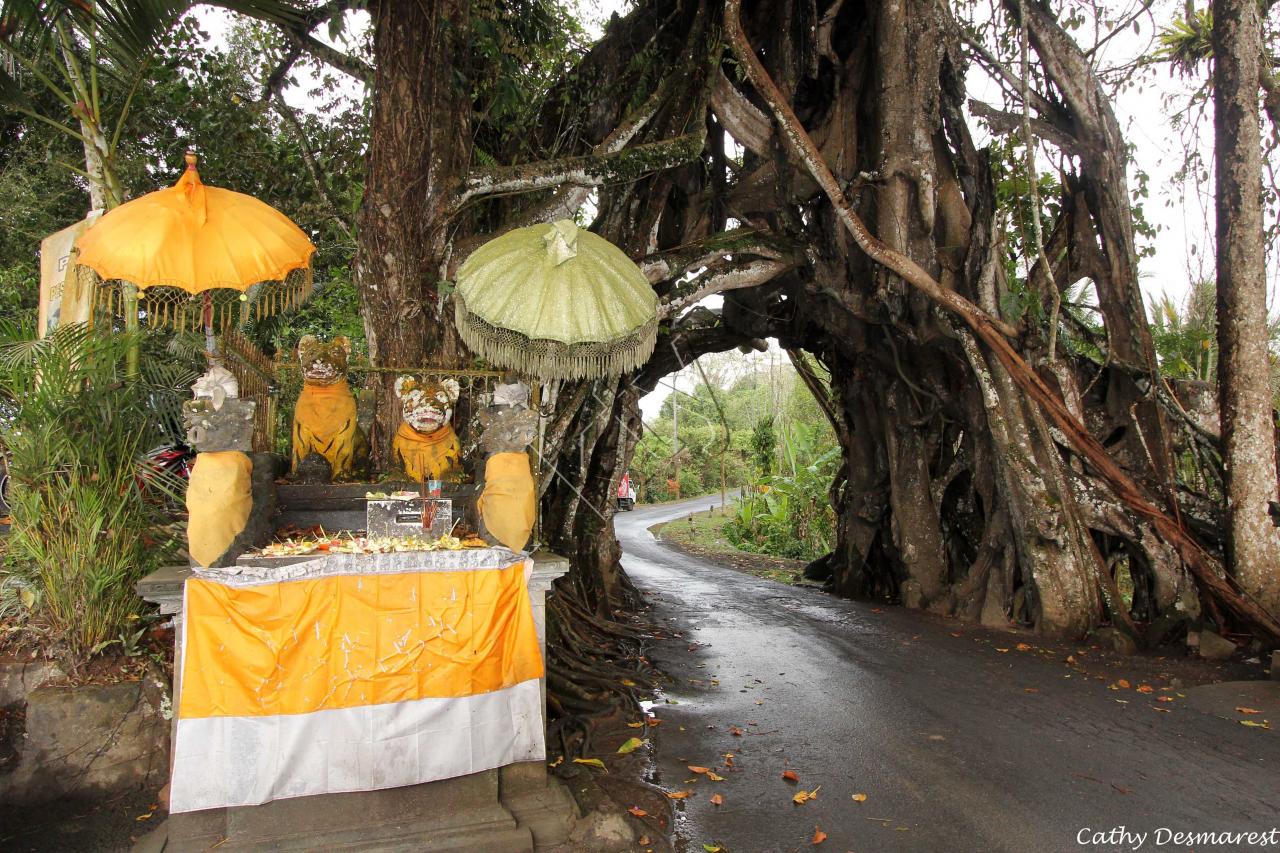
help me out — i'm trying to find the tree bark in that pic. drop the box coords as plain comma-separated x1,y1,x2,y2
356,0,471,464
1212,0,1280,614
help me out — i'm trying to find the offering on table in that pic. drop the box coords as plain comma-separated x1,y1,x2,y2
251,532,478,558
363,490,419,500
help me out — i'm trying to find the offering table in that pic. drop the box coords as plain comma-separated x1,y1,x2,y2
136,548,574,852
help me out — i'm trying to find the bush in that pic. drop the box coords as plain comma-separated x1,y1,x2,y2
725,423,838,561
0,323,193,673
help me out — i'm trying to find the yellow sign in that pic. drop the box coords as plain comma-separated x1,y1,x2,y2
38,214,99,337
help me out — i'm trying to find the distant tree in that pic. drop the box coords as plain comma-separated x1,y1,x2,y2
1211,0,1280,612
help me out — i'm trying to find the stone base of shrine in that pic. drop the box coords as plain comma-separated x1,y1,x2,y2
138,760,576,852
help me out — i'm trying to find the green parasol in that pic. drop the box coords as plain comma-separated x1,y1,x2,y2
454,220,658,380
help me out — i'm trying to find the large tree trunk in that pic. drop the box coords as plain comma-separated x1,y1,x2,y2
1212,0,1280,613
356,0,471,463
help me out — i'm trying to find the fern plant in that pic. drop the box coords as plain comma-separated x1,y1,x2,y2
0,321,194,673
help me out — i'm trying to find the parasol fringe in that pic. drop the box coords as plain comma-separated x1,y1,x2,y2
455,292,658,381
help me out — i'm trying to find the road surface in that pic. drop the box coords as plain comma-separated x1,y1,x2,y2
616,497,1280,853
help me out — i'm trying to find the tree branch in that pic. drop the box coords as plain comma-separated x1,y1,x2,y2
637,227,790,283
518,70,673,225
711,69,772,155
219,1,373,83
270,93,353,242
958,28,1060,119
457,127,707,207
968,99,1085,156
657,258,793,319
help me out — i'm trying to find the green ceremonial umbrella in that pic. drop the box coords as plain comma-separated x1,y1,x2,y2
454,220,658,380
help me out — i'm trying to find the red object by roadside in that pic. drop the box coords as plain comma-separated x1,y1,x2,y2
617,473,636,510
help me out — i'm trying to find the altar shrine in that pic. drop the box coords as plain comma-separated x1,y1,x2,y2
121,213,657,851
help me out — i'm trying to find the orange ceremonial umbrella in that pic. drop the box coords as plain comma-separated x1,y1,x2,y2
77,151,315,294
75,153,315,358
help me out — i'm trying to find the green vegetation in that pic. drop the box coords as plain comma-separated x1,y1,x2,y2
0,323,196,673
635,352,839,561
724,423,839,562
656,508,803,585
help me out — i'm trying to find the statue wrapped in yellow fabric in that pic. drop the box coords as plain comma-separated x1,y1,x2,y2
292,335,368,481
392,375,464,482
475,380,538,552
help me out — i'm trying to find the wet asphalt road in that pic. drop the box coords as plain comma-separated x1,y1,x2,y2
616,497,1280,853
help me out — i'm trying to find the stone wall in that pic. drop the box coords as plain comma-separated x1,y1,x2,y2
0,659,170,805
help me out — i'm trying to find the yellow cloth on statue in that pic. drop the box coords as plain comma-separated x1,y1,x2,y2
186,451,253,567
292,378,362,477
393,421,461,482
477,452,536,552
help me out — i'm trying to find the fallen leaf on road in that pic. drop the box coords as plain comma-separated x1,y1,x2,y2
996,648,1010,653
629,806,648,817
793,786,821,805
729,725,744,736
621,679,637,686
702,845,722,853
1024,688,1039,694
812,826,828,844
782,770,800,782
648,718,663,726
1152,707,1171,713
639,836,650,846
1237,707,1262,715
573,758,607,771
1157,696,1174,703
707,771,726,781
1066,655,1077,665
617,737,646,754
723,753,735,766
668,790,694,799
851,793,868,803
1240,720,1271,729
1016,643,1032,651
1117,679,1131,689
548,756,564,768
1136,685,1154,694
711,794,724,805
627,722,644,729
689,765,710,774
871,608,883,613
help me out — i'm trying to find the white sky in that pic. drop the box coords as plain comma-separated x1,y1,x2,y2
197,1,1260,421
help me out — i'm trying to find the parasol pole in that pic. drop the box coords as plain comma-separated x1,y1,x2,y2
202,291,216,360
123,281,139,377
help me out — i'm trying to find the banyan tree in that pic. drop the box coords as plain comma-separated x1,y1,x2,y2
191,0,1280,715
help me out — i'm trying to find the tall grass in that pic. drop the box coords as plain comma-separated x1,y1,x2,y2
0,322,194,673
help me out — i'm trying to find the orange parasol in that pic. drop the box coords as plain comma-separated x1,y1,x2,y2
76,152,315,295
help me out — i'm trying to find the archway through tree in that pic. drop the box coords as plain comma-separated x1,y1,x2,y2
215,0,1280,727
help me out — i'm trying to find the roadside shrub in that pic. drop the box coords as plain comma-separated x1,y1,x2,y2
725,423,837,561
0,322,193,673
